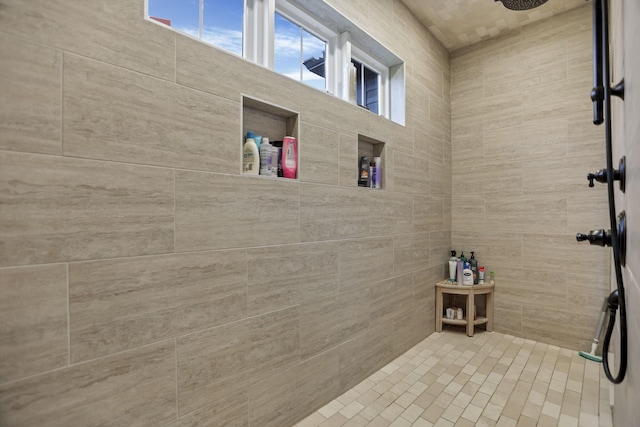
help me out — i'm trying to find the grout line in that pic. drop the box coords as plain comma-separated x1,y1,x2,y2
60,51,64,156
173,170,176,252
66,263,70,366
175,338,179,420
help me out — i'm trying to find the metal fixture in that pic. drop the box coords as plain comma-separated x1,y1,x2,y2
587,156,626,192
590,0,626,385
494,0,548,10
576,229,612,247
618,211,626,266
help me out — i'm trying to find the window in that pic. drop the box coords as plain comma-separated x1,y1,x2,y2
274,13,327,91
352,59,379,114
145,0,405,124
147,0,243,56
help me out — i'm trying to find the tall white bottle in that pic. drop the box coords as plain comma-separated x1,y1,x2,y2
259,137,273,176
243,137,259,175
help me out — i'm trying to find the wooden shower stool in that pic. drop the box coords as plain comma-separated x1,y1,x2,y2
435,280,494,337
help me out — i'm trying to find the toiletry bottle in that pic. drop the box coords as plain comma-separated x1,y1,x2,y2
456,259,463,286
369,161,376,188
470,251,478,285
462,267,473,285
490,271,495,285
271,141,283,177
270,143,280,176
448,250,457,283
478,266,485,284
459,251,467,263
358,156,370,187
259,137,273,176
254,134,262,152
282,136,297,179
373,157,381,189
243,137,259,175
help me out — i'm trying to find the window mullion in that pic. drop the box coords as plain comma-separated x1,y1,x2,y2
199,0,204,39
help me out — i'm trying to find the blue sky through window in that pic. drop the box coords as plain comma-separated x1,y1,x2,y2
148,0,243,55
274,13,326,91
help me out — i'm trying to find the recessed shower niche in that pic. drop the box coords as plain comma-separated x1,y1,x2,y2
357,134,386,189
241,95,299,179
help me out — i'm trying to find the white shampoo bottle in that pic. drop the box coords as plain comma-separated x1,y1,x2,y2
243,137,259,175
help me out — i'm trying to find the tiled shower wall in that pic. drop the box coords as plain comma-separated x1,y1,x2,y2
450,4,610,351
0,0,451,425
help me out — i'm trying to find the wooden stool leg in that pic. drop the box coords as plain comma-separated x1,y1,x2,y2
486,289,494,332
466,291,474,337
436,288,443,332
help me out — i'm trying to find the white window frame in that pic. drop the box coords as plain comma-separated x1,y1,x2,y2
145,0,403,124
272,0,337,94
351,45,389,118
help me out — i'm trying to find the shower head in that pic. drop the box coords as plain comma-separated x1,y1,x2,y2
495,0,549,10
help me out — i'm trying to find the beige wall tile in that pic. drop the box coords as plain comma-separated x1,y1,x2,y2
384,148,396,192
414,265,445,305
0,152,174,267
452,231,523,269
178,391,247,427
493,268,567,311
394,152,430,195
339,237,395,292
249,349,341,427
567,116,604,156
370,273,413,328
369,191,414,236
493,304,522,337
0,264,68,382
522,154,603,196
444,198,452,230
414,124,444,164
0,341,175,427
430,94,452,138
0,35,61,155
565,271,609,313
247,242,339,316
393,308,431,356
0,0,175,80
177,307,300,415
176,34,300,111
522,307,596,350
299,85,361,136
339,134,358,187
452,196,485,233
300,184,369,242
175,171,300,252
452,134,483,170
369,110,415,155
63,54,239,173
485,194,567,234
429,230,451,267
299,122,340,185
567,190,609,231
339,326,394,392
523,234,609,275
453,162,523,197
394,233,430,274
430,162,450,198
300,289,370,360
69,250,247,363
414,196,444,233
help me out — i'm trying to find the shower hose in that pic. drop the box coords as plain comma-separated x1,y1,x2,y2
597,0,627,385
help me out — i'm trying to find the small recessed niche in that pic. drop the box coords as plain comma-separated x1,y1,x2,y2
241,95,299,179
357,134,385,189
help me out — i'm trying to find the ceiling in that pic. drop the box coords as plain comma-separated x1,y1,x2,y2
400,0,590,52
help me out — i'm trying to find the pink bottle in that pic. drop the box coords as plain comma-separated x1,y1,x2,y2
282,136,297,179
